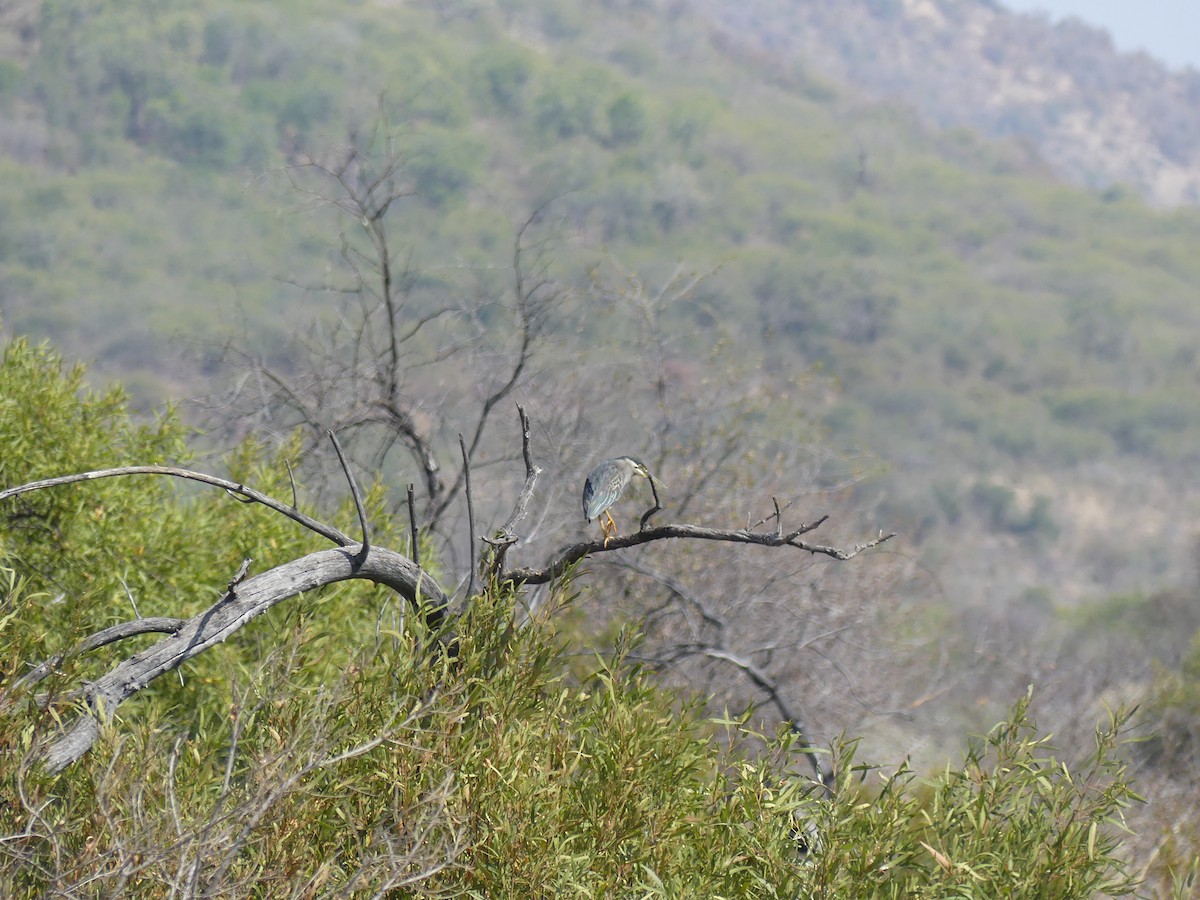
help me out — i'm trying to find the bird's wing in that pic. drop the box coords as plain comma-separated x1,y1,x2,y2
583,475,622,521
582,477,599,520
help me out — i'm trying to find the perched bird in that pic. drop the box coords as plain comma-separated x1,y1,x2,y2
582,456,655,545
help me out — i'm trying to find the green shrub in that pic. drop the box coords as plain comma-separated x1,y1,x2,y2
806,690,1140,898
0,339,1145,896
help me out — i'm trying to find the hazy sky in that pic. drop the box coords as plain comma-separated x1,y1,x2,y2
1000,1,1200,70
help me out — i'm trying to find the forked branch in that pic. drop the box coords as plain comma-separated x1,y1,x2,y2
37,546,444,772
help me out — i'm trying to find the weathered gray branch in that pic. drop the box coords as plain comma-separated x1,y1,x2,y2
501,520,896,587
8,616,187,697
0,466,353,547
38,545,446,772
482,404,541,578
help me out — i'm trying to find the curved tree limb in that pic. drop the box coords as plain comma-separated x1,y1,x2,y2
8,617,187,698
37,545,446,772
0,466,354,547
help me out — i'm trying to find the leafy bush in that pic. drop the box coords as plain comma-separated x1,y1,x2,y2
0,334,1149,897
806,696,1142,897
807,691,1139,897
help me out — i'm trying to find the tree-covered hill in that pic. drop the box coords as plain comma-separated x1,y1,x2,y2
2,0,1199,606
3,0,1200,888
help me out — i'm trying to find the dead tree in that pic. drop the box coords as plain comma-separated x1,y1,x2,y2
0,410,893,777
217,110,560,532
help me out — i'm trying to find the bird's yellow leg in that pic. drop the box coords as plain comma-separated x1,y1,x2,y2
603,511,618,547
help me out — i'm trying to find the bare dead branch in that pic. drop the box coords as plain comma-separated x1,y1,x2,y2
7,617,187,699
638,475,666,531
225,558,253,594
691,645,834,791
35,545,446,772
407,483,420,571
484,406,541,578
504,405,540,538
502,520,897,587
284,459,299,509
459,435,475,601
0,466,353,547
329,430,371,564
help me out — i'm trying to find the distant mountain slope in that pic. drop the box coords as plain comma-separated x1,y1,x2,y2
693,0,1200,206
1,0,1199,611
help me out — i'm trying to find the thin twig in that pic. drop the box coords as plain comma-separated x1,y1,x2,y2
459,435,475,601
638,474,665,531
285,459,299,509
408,484,419,571
329,430,370,565
119,577,141,619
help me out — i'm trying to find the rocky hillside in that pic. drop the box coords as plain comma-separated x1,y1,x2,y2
696,0,1200,206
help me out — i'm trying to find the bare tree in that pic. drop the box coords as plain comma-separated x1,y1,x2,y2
0,412,892,774
3,116,900,787
216,110,561,533
505,260,912,787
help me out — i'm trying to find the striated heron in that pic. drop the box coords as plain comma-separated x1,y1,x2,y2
582,456,657,545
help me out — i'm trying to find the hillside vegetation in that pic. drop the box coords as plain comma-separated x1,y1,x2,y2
2,0,1200,891
2,0,1199,599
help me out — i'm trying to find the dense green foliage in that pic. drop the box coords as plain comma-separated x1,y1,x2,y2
808,692,1139,898
0,337,1142,896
